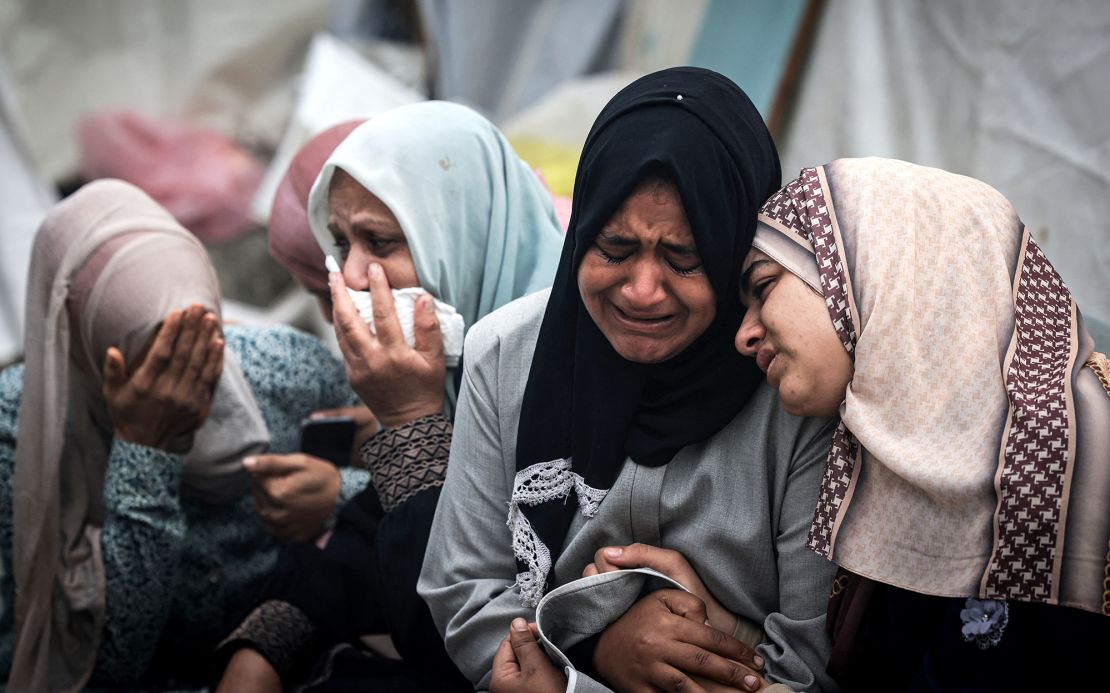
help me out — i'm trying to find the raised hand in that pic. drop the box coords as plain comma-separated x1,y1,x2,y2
329,262,445,429
102,304,223,452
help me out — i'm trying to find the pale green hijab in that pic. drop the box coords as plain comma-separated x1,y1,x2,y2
307,100,564,411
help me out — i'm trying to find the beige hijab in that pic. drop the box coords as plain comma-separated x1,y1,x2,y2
755,158,1110,616
9,179,269,691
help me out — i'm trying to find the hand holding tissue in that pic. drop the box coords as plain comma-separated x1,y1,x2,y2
326,256,465,366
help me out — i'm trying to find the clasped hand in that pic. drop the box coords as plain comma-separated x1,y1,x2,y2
491,543,770,693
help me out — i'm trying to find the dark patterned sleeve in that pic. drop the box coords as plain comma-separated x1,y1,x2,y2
213,600,319,680
361,413,452,512
214,413,467,690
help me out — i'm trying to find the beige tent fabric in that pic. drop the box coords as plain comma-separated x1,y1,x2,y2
9,179,268,690
754,157,1109,615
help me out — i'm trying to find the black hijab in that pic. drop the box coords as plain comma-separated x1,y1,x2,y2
510,67,781,605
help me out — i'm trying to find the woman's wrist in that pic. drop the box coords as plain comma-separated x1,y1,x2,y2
375,402,443,430
112,426,192,454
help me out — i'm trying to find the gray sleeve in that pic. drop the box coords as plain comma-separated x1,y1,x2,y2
758,417,840,693
417,333,533,690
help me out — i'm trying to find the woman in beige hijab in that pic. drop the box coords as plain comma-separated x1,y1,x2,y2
0,179,355,690
733,158,1109,689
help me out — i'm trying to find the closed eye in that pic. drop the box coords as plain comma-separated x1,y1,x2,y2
667,258,703,276
595,244,630,265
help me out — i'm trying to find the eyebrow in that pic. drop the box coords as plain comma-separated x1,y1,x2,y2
596,231,699,256
740,259,774,296
328,216,404,238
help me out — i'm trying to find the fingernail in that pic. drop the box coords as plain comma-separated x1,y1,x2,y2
744,675,758,689
369,263,382,278
753,655,764,669
604,547,622,558
422,295,435,313
242,457,256,469
511,617,528,632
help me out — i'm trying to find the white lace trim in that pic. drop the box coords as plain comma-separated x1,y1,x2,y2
507,458,608,607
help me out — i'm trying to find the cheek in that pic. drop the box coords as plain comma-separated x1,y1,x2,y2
675,275,715,314
383,252,420,289
576,258,616,302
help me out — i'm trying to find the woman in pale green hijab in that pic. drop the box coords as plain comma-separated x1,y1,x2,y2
216,101,564,691
309,100,566,421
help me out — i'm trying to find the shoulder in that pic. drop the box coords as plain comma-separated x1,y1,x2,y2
462,288,549,371
224,323,337,364
716,383,837,469
223,324,346,401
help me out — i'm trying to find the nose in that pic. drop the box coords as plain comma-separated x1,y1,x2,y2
342,247,371,290
735,305,765,356
621,258,667,308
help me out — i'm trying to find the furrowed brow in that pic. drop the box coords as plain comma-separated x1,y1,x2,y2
596,231,639,246
660,241,698,256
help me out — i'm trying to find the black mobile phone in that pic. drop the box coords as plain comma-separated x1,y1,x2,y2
299,415,356,467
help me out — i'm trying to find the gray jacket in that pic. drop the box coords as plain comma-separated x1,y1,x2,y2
418,290,839,691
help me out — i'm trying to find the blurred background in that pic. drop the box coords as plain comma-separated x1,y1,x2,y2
1,0,1107,366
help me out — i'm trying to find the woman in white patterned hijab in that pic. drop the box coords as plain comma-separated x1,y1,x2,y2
736,157,1109,689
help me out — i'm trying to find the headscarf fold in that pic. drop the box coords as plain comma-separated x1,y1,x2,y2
269,119,365,296
755,157,1110,616
10,179,270,691
510,67,781,606
306,101,565,412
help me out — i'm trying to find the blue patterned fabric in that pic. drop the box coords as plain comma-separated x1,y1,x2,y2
0,324,365,688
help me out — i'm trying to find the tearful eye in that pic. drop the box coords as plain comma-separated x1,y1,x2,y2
368,238,397,252
668,259,702,276
755,278,774,300
595,245,629,265
332,238,351,259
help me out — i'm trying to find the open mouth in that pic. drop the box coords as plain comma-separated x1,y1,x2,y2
755,349,776,373
612,305,675,332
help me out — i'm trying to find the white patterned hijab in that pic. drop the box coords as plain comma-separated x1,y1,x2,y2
9,179,269,691
754,158,1110,617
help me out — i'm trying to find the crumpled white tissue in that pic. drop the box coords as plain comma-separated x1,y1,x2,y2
326,256,465,366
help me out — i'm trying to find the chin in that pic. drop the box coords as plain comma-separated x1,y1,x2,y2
780,400,808,417
610,338,678,364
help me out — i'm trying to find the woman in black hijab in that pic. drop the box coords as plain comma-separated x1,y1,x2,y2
419,68,839,692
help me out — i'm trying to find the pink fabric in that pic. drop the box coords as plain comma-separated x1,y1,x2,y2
77,110,263,244
269,120,366,295
532,167,571,233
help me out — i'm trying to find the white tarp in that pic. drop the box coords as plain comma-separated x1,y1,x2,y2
0,62,56,364
250,32,426,224
779,0,1110,341
0,0,332,181
416,0,624,123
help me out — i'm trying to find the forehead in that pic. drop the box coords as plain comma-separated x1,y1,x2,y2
605,185,693,243
326,169,400,228
328,169,373,207
742,248,772,272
